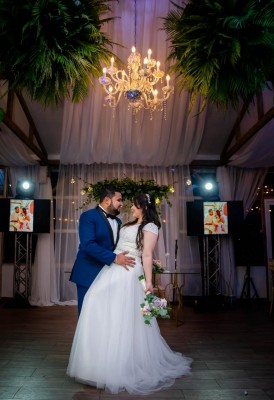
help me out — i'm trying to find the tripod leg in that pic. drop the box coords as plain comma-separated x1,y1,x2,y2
250,278,259,299
240,278,249,299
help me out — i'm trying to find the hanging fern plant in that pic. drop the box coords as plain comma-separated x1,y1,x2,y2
0,0,115,105
163,0,274,109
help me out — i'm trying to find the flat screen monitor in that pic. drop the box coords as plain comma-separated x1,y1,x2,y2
0,198,51,233
186,200,244,236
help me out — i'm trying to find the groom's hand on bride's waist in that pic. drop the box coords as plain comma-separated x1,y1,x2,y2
114,252,135,271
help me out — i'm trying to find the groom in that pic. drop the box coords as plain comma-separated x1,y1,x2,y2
70,185,135,315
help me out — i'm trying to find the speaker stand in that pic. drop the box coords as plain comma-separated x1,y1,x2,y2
240,265,259,301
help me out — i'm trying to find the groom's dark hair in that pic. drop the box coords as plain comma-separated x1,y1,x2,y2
99,185,120,203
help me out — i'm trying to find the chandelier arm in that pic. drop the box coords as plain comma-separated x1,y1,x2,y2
108,70,130,84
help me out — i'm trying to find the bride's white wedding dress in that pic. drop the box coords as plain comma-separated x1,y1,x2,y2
67,223,192,395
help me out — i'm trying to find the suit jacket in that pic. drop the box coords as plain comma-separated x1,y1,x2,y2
70,206,122,288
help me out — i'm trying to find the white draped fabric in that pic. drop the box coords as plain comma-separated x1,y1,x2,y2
216,166,267,297
8,166,56,306
55,0,208,302
55,164,201,301
229,120,274,168
0,126,38,166
217,166,267,216
60,0,206,166
1,0,271,305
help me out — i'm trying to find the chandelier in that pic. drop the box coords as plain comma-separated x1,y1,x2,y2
99,47,174,118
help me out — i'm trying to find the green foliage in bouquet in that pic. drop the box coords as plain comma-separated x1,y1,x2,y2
0,0,115,105
79,177,173,209
163,0,274,109
138,275,171,326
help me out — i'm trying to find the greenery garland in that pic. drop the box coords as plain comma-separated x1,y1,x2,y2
164,0,274,109
0,0,115,106
79,177,173,209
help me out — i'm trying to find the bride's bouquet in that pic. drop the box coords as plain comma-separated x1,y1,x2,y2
138,275,171,326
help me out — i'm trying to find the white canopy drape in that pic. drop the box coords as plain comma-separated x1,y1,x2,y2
1,0,271,306
55,164,202,302
216,166,267,298
60,0,207,166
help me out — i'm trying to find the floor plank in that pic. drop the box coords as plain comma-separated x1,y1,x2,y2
0,299,274,400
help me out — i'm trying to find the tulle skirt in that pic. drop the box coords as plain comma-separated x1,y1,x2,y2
67,258,192,395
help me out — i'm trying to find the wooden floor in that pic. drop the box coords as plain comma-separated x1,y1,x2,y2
0,298,274,400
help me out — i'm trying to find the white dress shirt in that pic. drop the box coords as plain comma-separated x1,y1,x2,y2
99,206,118,243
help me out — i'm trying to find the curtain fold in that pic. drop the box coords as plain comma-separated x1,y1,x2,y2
54,164,201,301
216,166,267,297
8,166,56,306
59,0,207,167
0,127,38,166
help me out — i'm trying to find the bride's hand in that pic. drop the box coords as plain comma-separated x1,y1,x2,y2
145,281,154,294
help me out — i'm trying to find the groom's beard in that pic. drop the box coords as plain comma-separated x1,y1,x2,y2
108,203,121,216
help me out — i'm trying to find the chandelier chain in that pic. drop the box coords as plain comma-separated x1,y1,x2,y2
134,0,137,48
98,2,174,119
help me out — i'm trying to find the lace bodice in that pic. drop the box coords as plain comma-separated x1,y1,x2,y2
115,223,159,258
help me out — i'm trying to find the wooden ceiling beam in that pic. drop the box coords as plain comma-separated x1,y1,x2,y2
2,91,48,165
15,91,48,158
220,105,274,165
220,99,252,160
3,114,48,165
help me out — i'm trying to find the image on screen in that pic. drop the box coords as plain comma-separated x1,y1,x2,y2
9,199,34,232
203,201,228,235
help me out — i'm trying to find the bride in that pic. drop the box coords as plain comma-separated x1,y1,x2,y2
67,193,192,395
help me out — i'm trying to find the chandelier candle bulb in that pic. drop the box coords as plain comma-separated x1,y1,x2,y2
99,46,174,118
144,58,148,68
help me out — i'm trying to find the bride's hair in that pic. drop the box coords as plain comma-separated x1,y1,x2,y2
124,193,161,249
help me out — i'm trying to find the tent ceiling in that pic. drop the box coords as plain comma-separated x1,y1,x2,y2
0,0,273,169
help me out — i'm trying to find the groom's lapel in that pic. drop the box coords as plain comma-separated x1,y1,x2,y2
96,206,115,246
115,219,122,247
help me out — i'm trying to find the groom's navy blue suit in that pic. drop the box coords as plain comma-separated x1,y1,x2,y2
70,206,122,314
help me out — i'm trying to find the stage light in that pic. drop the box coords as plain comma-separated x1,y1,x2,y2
204,182,214,191
22,181,30,190
15,179,35,199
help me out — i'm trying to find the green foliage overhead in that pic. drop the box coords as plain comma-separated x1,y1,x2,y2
79,177,173,209
163,0,274,109
0,0,115,105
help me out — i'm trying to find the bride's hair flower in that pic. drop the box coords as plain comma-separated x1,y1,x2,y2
138,275,171,326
